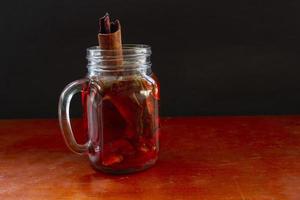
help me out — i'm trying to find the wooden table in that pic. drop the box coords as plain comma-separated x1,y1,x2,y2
0,116,300,199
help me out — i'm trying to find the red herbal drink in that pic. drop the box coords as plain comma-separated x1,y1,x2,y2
83,73,160,173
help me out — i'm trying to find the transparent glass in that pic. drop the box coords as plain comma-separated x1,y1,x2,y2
58,44,160,174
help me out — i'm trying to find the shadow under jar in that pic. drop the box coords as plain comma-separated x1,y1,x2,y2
58,45,160,174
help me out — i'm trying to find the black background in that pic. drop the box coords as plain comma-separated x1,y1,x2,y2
1,0,300,118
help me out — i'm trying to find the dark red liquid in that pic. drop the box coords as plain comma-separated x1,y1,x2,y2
83,74,159,173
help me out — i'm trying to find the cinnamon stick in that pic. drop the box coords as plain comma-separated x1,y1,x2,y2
98,13,137,137
96,14,157,167
98,13,123,66
97,13,153,139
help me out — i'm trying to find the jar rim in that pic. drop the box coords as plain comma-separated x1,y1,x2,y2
86,44,152,71
87,44,151,56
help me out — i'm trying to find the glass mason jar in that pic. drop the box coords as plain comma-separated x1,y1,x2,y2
58,44,160,174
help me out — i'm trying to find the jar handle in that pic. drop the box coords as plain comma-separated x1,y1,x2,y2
58,78,102,155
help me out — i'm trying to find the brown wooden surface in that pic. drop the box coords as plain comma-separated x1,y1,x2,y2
0,116,300,199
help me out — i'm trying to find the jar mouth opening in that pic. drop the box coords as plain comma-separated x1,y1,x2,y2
87,44,151,59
